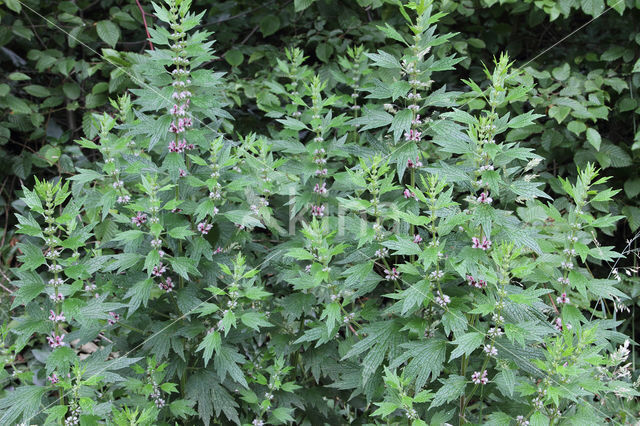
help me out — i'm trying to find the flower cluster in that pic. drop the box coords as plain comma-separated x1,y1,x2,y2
471,236,492,250
471,370,489,385
466,274,487,289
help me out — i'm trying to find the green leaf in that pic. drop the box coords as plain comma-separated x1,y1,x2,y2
46,346,77,375
225,49,244,67
5,0,21,13
381,235,421,256
214,346,247,388
348,108,393,131
196,331,221,367
376,23,407,45
365,50,401,69
494,368,515,397
294,0,315,11
449,332,484,360
0,386,47,425
389,108,412,142
567,120,586,136
168,226,195,239
315,43,334,63
507,110,544,129
586,128,601,151
17,241,46,270
169,399,197,419
389,339,447,388
259,14,280,37
63,82,81,100
272,407,295,422
430,375,466,408
23,85,50,98
96,20,120,48
112,229,144,242
240,312,273,331
11,270,45,308
552,63,570,81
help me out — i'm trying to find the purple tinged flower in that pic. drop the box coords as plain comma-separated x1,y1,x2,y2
471,236,492,250
313,182,328,194
198,222,213,234
107,312,120,325
117,195,131,204
49,310,65,322
403,189,414,199
477,192,493,204
47,333,65,348
434,292,450,307
413,234,422,243
404,129,422,142
554,317,572,331
483,344,498,356
556,292,570,304
466,275,487,289
131,212,148,227
152,262,167,277
48,373,59,384
158,277,174,293
471,370,488,385
179,169,187,177
49,293,64,302
407,156,423,169
384,267,400,281
311,205,326,217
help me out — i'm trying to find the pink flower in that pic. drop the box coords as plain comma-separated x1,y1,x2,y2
556,292,570,304
107,312,120,325
477,192,492,204
313,182,327,194
168,139,187,153
553,317,572,331
384,267,400,281
46,333,65,349
411,114,422,125
466,275,487,289
49,293,64,302
434,292,450,307
152,262,166,277
179,169,187,177
403,189,415,199
48,373,59,385
404,129,422,142
471,236,492,250
49,310,66,322
471,370,488,385
198,222,213,235
413,234,422,243
311,205,326,217
131,212,148,227
158,277,174,293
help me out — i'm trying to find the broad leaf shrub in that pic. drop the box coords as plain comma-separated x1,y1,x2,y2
2,0,639,424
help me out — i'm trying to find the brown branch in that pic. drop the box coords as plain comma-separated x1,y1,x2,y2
135,0,154,51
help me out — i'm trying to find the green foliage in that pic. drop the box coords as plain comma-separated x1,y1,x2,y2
1,0,640,424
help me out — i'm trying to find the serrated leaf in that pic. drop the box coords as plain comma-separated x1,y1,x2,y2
96,20,120,48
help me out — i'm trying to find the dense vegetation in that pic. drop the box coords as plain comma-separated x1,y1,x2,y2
1,0,639,424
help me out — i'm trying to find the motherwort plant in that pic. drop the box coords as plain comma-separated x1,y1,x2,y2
2,0,637,425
